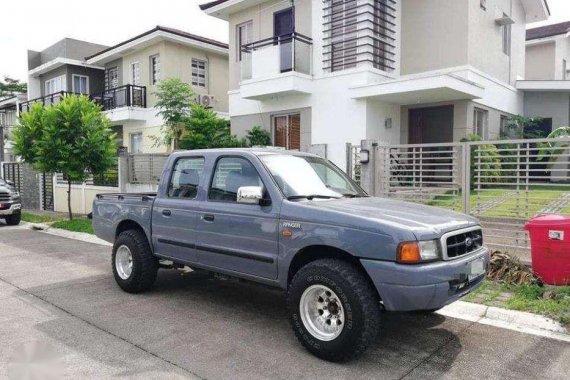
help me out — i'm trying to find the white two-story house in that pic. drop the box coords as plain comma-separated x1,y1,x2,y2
201,0,550,168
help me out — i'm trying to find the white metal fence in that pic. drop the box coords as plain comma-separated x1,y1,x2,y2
128,154,169,184
361,137,570,259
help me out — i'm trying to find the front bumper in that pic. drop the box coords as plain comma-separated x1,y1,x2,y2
361,247,490,312
0,202,22,216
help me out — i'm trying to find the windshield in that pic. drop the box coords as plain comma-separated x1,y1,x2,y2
259,155,366,200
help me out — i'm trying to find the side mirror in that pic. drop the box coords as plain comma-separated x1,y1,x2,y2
237,186,263,205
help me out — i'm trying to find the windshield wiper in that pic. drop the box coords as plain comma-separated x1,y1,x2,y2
287,195,341,201
342,193,363,198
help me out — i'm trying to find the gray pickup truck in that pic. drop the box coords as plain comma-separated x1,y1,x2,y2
0,178,21,225
93,148,489,361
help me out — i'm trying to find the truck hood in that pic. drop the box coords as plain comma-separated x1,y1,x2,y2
302,197,479,240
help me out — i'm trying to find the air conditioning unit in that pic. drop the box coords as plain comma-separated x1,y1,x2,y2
197,94,215,108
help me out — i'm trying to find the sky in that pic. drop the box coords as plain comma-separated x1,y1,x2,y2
1,0,570,83
0,0,228,82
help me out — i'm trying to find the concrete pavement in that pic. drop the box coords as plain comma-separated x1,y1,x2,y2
0,223,568,379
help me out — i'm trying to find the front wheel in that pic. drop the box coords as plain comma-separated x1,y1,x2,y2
112,229,158,293
5,213,21,226
287,259,381,362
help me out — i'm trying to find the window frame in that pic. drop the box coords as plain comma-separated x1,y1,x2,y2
44,75,66,95
149,54,160,85
473,107,489,139
236,20,253,62
166,156,206,200
207,155,268,204
71,74,89,94
191,58,208,88
129,132,143,154
105,66,119,90
130,61,141,85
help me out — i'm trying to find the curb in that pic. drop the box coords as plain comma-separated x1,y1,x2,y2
437,301,570,343
20,221,112,247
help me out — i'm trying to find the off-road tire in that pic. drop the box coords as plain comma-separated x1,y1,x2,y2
287,259,381,362
5,213,21,226
112,229,158,293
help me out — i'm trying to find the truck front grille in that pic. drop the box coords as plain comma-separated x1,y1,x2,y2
445,229,483,259
0,191,10,202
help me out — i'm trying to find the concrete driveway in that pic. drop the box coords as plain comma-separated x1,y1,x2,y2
0,223,569,380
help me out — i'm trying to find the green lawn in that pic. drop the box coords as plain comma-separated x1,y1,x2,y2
465,280,570,326
51,219,94,234
20,212,64,223
428,187,570,217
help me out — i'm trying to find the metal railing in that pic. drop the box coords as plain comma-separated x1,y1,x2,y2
240,32,313,80
19,91,78,112
128,153,169,184
367,137,570,258
90,85,147,111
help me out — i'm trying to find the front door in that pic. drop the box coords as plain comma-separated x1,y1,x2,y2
274,7,295,72
274,114,300,150
152,156,205,264
196,156,279,279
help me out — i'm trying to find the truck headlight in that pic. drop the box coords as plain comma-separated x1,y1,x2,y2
397,240,441,264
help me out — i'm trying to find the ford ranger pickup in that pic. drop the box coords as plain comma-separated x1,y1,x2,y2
92,148,489,361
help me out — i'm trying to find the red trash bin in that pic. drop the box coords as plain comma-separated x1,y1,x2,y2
524,215,570,285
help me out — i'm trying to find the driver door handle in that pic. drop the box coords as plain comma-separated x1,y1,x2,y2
162,209,172,217
203,214,215,222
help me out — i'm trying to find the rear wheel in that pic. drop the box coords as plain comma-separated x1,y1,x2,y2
5,213,21,226
287,259,381,362
112,229,158,293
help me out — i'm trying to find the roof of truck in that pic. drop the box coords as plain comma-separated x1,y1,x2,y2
170,148,319,158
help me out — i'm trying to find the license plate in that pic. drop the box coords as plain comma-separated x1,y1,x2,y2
468,258,485,282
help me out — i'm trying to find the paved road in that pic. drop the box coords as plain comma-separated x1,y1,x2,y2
0,224,568,380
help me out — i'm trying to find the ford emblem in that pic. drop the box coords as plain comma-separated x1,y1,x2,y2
465,237,473,248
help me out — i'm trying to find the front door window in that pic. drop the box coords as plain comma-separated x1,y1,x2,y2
274,114,300,150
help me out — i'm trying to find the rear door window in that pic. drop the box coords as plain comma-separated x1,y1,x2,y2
168,157,205,199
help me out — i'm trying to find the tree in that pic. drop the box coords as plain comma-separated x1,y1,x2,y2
153,78,195,150
0,76,27,98
537,126,570,165
246,126,272,146
179,104,246,150
12,95,116,220
502,115,546,139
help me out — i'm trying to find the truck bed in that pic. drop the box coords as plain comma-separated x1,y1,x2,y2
92,192,157,244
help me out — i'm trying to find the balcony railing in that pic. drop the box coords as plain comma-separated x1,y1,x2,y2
241,32,313,81
90,85,147,111
19,91,76,113
18,85,147,113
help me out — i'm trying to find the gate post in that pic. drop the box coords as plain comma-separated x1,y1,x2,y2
118,149,129,193
360,140,378,195
461,142,471,214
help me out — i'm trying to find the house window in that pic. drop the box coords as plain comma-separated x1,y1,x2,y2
105,67,119,90
44,75,65,95
236,21,253,61
330,0,358,72
474,108,488,139
72,74,89,94
192,59,207,88
150,55,160,85
130,62,141,85
500,115,510,137
274,114,301,150
563,59,568,80
502,15,511,56
130,132,143,153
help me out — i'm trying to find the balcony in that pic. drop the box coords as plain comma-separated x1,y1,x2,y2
90,85,147,111
19,91,75,113
240,32,313,100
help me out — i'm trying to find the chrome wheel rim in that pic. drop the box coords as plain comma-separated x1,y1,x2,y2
115,245,133,280
299,285,345,341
